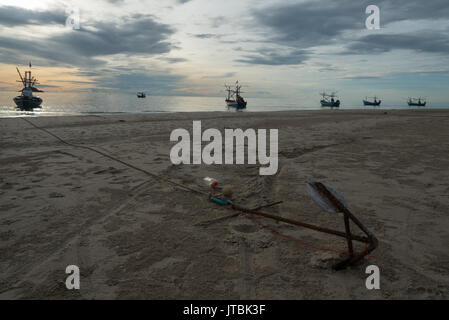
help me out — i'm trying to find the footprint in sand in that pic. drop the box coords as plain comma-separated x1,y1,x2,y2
49,192,65,198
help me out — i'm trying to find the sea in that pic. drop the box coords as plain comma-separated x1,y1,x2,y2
0,91,446,117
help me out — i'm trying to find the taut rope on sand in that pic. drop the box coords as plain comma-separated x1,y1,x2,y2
20,117,207,196
21,117,378,270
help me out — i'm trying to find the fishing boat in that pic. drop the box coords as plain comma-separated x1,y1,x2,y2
137,92,146,98
363,96,381,106
13,65,43,111
225,81,247,110
407,97,426,107
320,92,340,107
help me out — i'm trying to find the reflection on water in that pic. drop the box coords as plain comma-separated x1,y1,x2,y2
0,91,307,116
0,91,446,117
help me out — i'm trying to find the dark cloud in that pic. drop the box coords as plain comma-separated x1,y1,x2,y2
0,7,183,93
0,9,175,67
0,39,104,67
315,62,343,73
236,49,309,66
0,5,66,26
379,0,449,23
163,57,188,63
251,0,449,51
37,84,62,88
344,31,449,55
192,33,223,39
202,72,236,79
52,16,174,57
252,0,362,48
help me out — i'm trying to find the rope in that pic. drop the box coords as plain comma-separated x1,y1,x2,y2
20,117,207,196
228,205,372,258
20,117,374,260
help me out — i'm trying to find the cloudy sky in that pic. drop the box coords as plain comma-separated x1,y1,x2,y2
0,0,449,104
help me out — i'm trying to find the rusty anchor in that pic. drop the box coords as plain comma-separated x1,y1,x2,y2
227,179,378,270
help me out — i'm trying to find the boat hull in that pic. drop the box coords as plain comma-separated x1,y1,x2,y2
13,96,42,110
226,100,247,109
320,100,340,107
363,100,381,106
408,102,426,106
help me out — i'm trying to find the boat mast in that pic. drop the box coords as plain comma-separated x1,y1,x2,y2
225,84,233,100
25,71,31,88
16,67,25,87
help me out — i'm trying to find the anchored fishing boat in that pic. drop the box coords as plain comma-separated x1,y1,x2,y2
363,96,381,106
137,92,146,98
13,65,43,111
407,97,426,107
320,92,340,107
225,81,247,110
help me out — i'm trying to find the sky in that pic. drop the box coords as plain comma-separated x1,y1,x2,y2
0,0,449,105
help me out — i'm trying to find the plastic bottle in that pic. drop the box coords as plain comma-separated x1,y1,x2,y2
203,177,218,187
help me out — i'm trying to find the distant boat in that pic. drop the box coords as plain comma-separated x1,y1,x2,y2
225,81,247,110
407,97,426,106
137,92,146,98
363,96,381,106
320,92,340,107
13,66,43,111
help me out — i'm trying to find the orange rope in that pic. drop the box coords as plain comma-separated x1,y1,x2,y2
228,205,375,259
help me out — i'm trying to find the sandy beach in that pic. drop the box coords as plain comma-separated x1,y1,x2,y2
1,109,448,299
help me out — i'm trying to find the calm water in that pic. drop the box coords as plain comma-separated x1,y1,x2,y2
0,91,446,117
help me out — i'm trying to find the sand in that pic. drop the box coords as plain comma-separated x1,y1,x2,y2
0,109,448,299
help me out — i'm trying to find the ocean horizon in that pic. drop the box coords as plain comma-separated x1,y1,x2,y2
1,91,447,117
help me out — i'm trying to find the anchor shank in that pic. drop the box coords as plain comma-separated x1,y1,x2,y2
343,212,354,255
232,205,369,243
